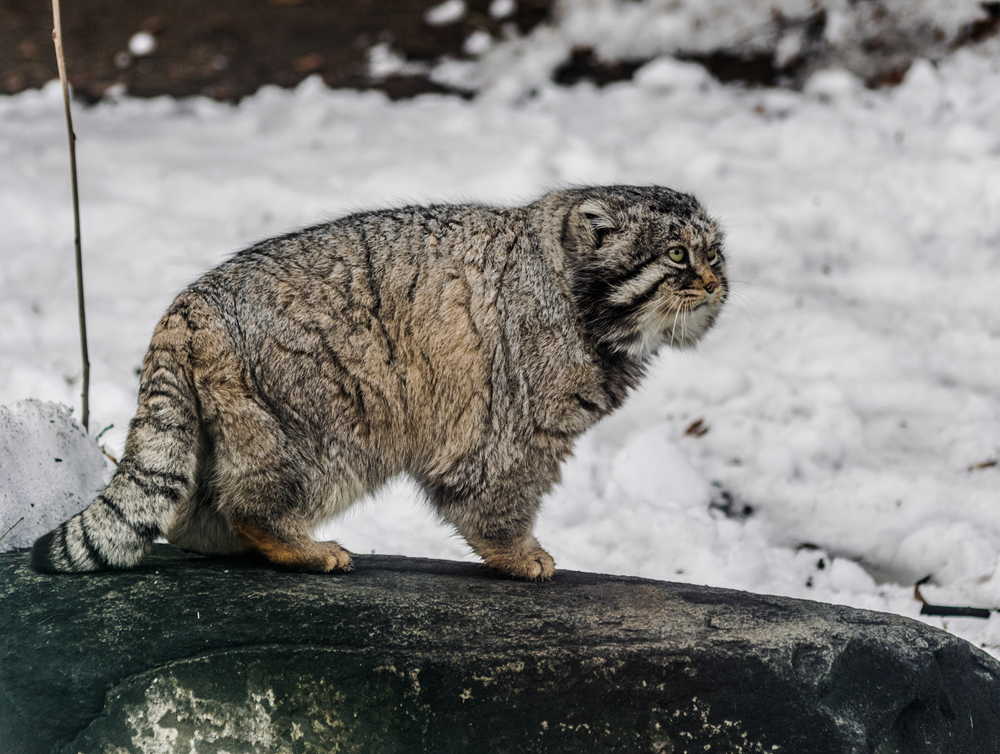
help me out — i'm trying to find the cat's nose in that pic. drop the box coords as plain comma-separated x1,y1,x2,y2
702,276,719,294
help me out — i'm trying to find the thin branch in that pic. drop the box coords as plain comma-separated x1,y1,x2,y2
51,0,90,432
0,517,25,543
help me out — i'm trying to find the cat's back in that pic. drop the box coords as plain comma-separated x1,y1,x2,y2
212,203,531,343
193,203,530,311
167,202,580,465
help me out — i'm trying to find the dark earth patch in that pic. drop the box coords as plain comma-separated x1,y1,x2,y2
3,0,999,103
0,0,551,102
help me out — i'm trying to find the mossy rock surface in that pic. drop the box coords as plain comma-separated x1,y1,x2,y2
2,545,999,753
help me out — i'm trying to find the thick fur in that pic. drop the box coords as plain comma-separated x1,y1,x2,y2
31,186,727,580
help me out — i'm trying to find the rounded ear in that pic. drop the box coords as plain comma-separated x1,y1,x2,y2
578,199,618,246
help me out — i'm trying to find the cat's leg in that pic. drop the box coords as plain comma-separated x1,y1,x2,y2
429,479,556,581
205,400,355,573
164,451,250,556
229,517,353,573
166,489,249,557
465,525,555,582
220,464,355,573
220,461,355,573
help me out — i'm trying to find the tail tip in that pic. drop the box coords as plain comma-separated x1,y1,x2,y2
30,530,61,574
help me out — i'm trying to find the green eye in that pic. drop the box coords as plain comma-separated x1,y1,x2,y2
707,246,719,261
667,246,686,263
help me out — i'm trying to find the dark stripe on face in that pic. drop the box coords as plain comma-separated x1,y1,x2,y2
603,253,659,291
582,261,677,325
622,269,676,313
574,256,651,311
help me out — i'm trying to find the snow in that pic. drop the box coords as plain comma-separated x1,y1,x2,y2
127,32,157,58
0,401,108,551
489,0,517,21
2,3,1000,655
425,0,467,27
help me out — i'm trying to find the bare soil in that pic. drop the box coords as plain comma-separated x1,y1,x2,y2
0,0,551,102
2,1,998,104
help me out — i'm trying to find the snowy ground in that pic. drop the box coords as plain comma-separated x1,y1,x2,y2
2,3,1000,656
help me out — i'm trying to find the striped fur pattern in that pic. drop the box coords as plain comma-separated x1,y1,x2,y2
31,185,727,580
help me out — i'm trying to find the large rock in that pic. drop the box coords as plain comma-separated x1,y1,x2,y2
1,545,998,754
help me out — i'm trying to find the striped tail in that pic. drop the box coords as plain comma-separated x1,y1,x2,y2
31,311,202,573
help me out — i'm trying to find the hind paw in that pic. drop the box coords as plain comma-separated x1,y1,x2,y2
232,521,352,573
483,546,556,582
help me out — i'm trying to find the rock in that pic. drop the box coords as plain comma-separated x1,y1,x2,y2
1,545,998,754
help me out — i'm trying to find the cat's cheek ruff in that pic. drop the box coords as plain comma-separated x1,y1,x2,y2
675,305,720,349
631,293,724,355
587,292,711,359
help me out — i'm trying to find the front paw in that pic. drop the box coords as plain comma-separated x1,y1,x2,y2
484,546,556,582
315,541,354,573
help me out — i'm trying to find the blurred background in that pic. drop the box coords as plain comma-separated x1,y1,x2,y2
3,0,997,102
1,0,551,101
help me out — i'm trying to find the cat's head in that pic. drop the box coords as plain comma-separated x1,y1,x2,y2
565,185,727,359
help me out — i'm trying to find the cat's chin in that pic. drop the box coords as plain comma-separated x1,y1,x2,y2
650,333,702,355
614,328,702,360
626,302,718,357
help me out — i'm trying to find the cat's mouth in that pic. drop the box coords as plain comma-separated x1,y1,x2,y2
680,291,717,313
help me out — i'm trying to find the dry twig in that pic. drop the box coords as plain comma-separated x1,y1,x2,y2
684,418,709,437
969,459,998,471
51,0,91,432
0,517,25,544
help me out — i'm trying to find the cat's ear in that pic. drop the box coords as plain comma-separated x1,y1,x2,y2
578,199,618,247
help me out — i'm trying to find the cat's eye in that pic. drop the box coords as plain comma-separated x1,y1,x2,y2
707,246,719,262
667,246,687,264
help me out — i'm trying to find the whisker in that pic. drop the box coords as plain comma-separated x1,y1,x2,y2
653,293,680,323
725,288,764,313
726,278,766,292
717,288,764,340
647,293,676,321
726,299,763,341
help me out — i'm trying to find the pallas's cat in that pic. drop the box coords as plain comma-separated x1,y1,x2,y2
32,186,727,580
